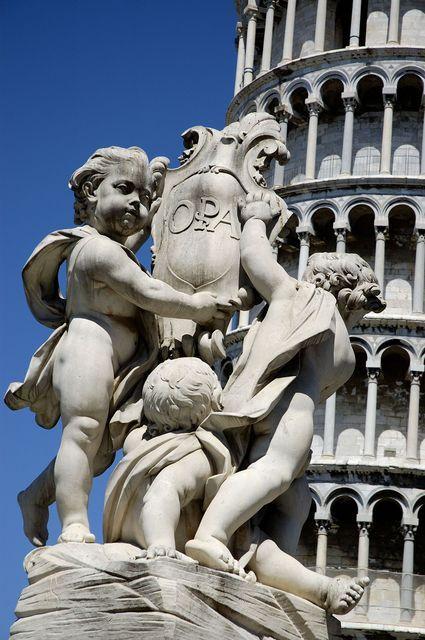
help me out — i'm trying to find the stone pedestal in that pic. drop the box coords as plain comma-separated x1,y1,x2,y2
10,543,341,640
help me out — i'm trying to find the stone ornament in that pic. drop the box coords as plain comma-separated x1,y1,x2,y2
5,117,386,638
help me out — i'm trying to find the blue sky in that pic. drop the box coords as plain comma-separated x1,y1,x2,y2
0,0,237,632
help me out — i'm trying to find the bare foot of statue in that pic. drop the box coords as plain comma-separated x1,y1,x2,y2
323,576,369,614
18,490,49,547
139,545,196,562
185,538,256,582
58,523,96,544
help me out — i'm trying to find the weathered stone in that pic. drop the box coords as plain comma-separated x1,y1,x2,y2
10,543,340,640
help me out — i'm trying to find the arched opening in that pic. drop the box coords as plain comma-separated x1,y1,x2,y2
353,75,384,175
385,205,416,312
264,97,281,187
347,204,375,268
317,78,344,178
334,0,352,49
376,346,410,459
335,345,367,458
311,208,336,250
328,496,359,569
370,498,403,571
365,0,391,46
393,75,423,176
286,87,309,184
401,4,425,46
277,212,300,279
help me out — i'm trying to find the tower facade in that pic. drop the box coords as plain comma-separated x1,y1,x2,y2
227,2,425,637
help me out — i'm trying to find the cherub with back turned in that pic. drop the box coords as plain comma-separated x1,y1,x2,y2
5,146,235,545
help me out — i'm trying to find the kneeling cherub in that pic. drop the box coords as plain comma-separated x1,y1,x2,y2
103,356,238,562
6,147,233,545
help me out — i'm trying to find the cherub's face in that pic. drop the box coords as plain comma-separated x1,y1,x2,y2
89,161,151,240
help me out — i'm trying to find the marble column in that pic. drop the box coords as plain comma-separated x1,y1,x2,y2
322,393,336,457
305,100,323,180
314,0,328,53
356,521,371,616
260,0,277,73
374,226,388,293
400,524,417,622
406,371,423,461
244,8,259,86
280,0,297,63
421,104,425,175
335,228,347,253
413,229,425,314
388,0,401,45
297,231,311,279
357,522,370,577
349,0,362,47
315,520,331,575
234,22,246,96
363,368,380,458
273,106,290,186
380,93,396,174
341,96,357,175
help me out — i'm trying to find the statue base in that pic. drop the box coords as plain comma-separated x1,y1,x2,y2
11,543,341,639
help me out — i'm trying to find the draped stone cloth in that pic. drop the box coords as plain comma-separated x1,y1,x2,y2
4,226,158,452
203,283,338,433
103,428,235,543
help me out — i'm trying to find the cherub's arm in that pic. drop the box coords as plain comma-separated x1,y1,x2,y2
86,239,233,324
240,197,297,305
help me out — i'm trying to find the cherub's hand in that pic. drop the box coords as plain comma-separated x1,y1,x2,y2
240,191,279,225
191,292,238,324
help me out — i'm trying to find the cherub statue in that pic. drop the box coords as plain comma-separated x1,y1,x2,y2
5,146,234,545
185,191,386,613
103,357,237,561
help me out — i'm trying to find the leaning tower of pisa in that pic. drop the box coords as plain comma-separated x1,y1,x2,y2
226,1,425,637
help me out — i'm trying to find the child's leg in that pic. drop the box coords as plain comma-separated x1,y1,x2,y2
132,450,212,555
186,387,315,570
250,536,369,614
53,343,114,543
18,449,115,547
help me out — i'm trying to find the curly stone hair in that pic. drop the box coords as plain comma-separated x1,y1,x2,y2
69,146,168,224
303,252,386,313
142,357,223,431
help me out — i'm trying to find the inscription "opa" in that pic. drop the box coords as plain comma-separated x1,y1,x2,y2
168,196,240,239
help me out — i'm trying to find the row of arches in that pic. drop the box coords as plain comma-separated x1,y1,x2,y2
274,199,425,315
234,0,425,93
243,70,425,183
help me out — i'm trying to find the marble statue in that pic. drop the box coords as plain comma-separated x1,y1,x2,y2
6,115,387,639
5,146,236,545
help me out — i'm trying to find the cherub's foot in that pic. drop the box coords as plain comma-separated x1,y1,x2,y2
324,576,369,615
185,538,256,582
17,490,49,547
58,523,96,543
139,545,196,562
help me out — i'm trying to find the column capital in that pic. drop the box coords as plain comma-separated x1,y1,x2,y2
409,370,423,385
343,95,358,113
357,522,372,535
334,226,347,237
414,228,425,243
244,5,259,19
297,230,311,246
316,519,332,534
306,98,323,117
236,21,244,37
265,0,279,8
401,524,417,541
383,90,397,108
366,367,381,382
375,225,389,241
274,104,291,123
